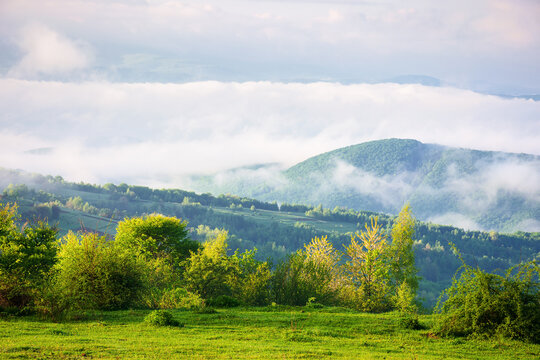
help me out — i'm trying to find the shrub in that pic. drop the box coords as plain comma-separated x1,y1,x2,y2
272,252,329,306
144,310,182,327
393,281,417,314
229,249,272,306
140,257,182,309
158,287,203,310
194,306,217,314
398,314,424,330
115,214,199,269
184,231,238,299
305,297,324,309
207,295,241,308
55,232,146,310
0,204,58,311
434,257,539,343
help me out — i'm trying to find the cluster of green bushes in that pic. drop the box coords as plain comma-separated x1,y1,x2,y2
0,203,418,315
434,246,539,343
273,206,419,313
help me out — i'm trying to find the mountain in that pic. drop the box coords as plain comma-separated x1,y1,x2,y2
188,139,540,233
384,75,442,86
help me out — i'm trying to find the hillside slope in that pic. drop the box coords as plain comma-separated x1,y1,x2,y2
190,139,540,232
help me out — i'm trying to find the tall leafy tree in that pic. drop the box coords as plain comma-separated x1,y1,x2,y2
115,214,199,267
345,217,391,311
388,204,419,310
0,203,58,309
303,235,343,303
183,230,238,299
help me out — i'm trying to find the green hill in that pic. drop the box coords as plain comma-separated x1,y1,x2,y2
190,139,540,233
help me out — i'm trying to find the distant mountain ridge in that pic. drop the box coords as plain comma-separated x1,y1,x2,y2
189,139,540,233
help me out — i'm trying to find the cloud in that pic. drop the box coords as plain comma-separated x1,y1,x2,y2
0,79,538,188
427,213,483,231
0,0,538,91
330,161,415,209
8,24,92,78
443,158,540,209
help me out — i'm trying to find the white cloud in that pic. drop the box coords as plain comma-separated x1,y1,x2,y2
8,24,92,78
0,79,538,187
0,0,538,91
330,161,415,209
428,213,483,231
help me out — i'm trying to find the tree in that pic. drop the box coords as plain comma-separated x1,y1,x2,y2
344,217,391,312
273,236,342,306
0,203,58,310
229,248,272,306
388,204,419,311
55,231,146,310
303,235,343,304
272,251,314,306
115,214,199,268
183,230,238,299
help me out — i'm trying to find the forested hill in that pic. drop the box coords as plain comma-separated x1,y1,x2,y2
188,138,540,233
1,167,539,307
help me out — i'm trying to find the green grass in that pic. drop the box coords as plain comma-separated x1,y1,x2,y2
56,208,119,236
1,308,538,359
214,207,358,234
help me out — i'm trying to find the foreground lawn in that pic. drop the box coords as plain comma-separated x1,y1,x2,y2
0,307,538,359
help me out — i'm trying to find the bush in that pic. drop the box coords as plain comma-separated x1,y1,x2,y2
305,297,324,309
55,232,146,310
115,214,199,269
207,295,241,308
184,231,238,299
434,259,540,343
144,310,182,327
0,204,58,311
398,314,424,330
158,287,203,310
194,306,217,314
273,252,332,306
229,250,272,306
140,258,182,309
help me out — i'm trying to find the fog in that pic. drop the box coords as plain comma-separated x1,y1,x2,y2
0,79,538,189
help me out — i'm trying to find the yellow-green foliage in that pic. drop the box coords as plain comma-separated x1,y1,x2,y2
115,214,199,268
158,287,203,310
184,230,272,305
0,203,58,310
435,259,540,343
344,217,391,312
144,310,181,327
55,232,146,310
139,257,182,309
388,204,419,293
231,250,272,306
184,230,236,299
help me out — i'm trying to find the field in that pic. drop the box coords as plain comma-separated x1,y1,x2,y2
1,308,539,359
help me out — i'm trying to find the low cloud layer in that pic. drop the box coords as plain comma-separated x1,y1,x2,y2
0,79,538,188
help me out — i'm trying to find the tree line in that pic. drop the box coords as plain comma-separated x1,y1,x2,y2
0,203,417,314
1,202,538,342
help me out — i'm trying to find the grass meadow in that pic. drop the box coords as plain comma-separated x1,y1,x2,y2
1,307,538,359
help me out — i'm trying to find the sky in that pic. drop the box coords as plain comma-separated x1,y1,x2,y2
0,0,539,187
